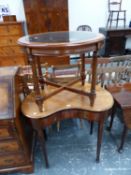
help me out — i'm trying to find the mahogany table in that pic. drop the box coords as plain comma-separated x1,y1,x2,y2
21,82,113,167
17,31,114,167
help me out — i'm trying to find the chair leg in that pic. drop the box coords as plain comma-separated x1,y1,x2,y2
107,103,116,131
96,117,104,162
124,11,126,28
110,11,113,28
118,125,128,153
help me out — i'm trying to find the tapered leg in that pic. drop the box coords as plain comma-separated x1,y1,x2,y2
118,125,128,153
31,119,49,168
37,128,49,168
96,118,104,162
107,103,117,131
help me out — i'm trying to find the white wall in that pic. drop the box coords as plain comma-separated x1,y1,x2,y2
68,0,131,32
0,0,25,21
0,0,131,32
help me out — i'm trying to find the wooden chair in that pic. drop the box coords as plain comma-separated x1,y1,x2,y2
95,55,131,153
17,63,48,97
77,25,92,32
85,55,131,86
106,0,126,28
84,55,131,134
77,25,92,58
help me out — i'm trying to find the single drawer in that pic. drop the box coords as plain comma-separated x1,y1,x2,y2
0,126,16,140
0,55,27,66
0,154,25,168
0,25,23,36
0,140,20,154
0,36,20,46
0,46,26,56
108,31,125,37
8,25,23,35
41,56,70,66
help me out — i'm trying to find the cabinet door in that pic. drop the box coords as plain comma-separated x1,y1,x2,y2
23,0,68,34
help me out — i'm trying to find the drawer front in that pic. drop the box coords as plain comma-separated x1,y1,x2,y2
108,31,125,37
41,56,69,66
0,140,20,154
0,154,25,168
0,36,20,46
0,25,23,36
0,126,16,140
0,46,26,56
0,55,27,66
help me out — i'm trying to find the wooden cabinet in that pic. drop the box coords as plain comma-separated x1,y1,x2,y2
23,0,69,65
0,67,34,174
23,0,68,34
0,22,28,67
99,27,131,57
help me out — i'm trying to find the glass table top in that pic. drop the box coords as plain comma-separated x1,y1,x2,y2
18,31,105,46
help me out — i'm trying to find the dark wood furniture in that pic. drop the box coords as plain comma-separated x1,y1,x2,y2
18,31,114,167
107,83,131,152
23,0,68,34
99,27,131,56
0,21,28,66
0,66,34,174
23,0,69,66
21,82,113,166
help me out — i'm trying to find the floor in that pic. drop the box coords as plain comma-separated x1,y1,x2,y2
5,112,131,175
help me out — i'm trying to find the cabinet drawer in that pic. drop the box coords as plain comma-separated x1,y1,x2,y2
0,46,26,56
0,25,23,36
0,140,20,154
0,126,16,140
41,56,70,65
0,55,27,66
108,31,125,37
0,36,20,46
0,154,25,168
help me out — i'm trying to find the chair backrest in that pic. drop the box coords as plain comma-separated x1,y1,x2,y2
76,25,92,57
18,63,48,96
108,0,122,11
85,55,131,87
77,25,92,32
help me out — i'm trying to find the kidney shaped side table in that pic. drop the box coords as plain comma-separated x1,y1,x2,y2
18,31,113,167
